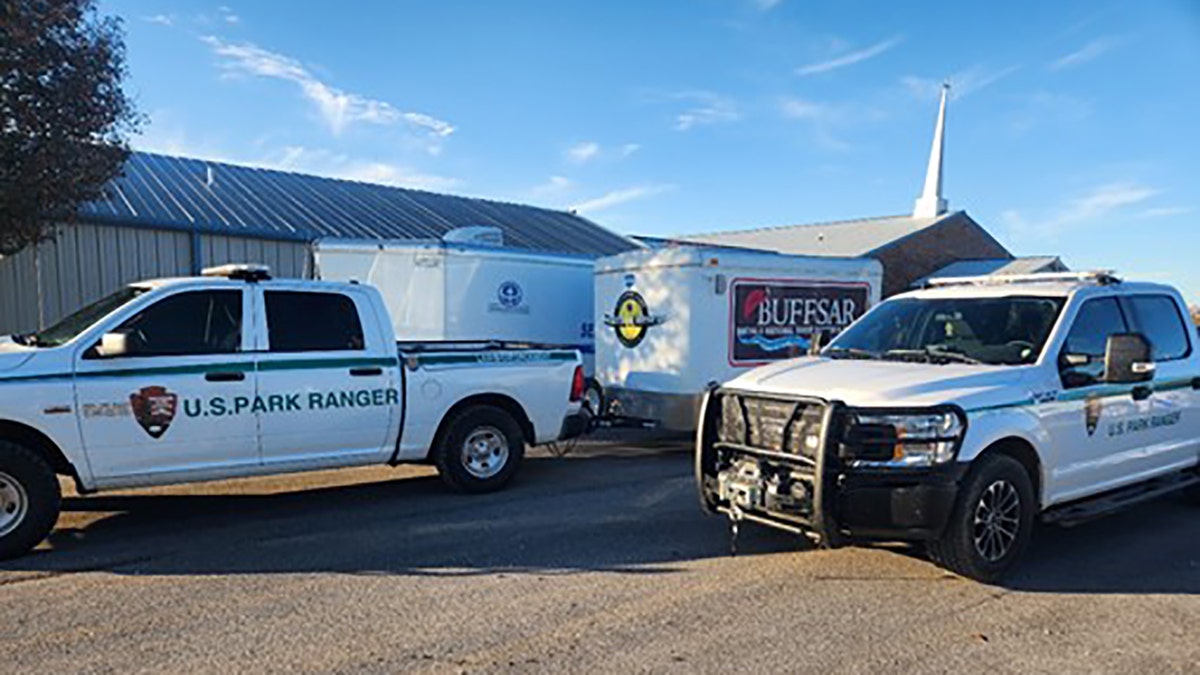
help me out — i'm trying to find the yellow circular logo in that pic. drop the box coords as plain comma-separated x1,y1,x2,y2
607,290,658,348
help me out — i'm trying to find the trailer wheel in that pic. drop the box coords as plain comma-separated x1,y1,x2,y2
0,440,61,560
433,405,525,494
927,454,1035,583
582,378,604,418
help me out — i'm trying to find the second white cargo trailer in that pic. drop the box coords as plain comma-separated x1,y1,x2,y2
595,245,882,431
314,235,597,371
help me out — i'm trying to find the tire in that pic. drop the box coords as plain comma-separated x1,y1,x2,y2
433,405,525,494
927,454,1035,583
0,440,62,561
582,378,604,418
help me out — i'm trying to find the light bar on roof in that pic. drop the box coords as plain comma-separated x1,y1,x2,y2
923,270,1120,288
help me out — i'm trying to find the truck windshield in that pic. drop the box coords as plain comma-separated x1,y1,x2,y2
18,286,148,348
826,295,1065,366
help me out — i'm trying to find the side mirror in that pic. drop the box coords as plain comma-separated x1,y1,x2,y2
1104,333,1154,384
99,332,130,358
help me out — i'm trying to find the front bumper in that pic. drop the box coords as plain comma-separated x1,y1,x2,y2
696,389,967,543
833,467,965,540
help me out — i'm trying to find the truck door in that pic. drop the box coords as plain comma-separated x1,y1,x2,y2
74,288,259,482
1111,294,1198,478
254,288,397,467
1044,296,1141,501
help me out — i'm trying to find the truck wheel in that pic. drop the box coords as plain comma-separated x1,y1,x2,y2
433,405,525,494
927,454,1035,583
0,440,61,561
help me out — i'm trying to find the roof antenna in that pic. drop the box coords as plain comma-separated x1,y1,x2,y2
912,81,949,218
205,165,215,189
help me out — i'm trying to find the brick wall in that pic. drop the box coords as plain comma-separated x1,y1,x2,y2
871,213,1012,297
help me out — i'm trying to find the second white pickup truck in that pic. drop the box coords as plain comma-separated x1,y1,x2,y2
697,271,1200,581
0,265,587,559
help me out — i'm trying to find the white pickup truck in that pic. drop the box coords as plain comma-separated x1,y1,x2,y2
697,272,1200,581
0,265,586,559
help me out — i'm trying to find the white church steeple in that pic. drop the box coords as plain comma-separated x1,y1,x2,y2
912,82,949,218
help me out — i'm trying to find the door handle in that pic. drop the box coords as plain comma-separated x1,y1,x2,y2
349,367,383,377
1131,385,1152,402
205,371,246,382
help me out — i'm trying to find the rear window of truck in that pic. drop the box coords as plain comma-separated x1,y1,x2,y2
265,291,365,352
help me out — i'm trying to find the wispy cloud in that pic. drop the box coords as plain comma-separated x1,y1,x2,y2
901,64,1020,101
571,185,672,214
1002,181,1161,239
670,91,740,131
1050,37,1119,70
218,6,240,24
796,36,903,76
530,175,573,199
779,97,886,150
566,141,600,164
752,0,783,10
1140,206,1192,218
620,143,641,157
201,36,454,146
143,14,174,26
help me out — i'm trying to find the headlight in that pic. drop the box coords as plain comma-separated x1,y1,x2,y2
842,409,965,468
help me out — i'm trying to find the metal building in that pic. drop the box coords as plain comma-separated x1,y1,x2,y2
0,152,637,334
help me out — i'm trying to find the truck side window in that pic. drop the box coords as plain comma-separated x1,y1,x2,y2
266,291,365,352
112,290,243,356
1060,297,1128,388
1119,295,1191,361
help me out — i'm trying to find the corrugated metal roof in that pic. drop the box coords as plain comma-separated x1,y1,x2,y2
913,256,1067,286
675,213,952,257
79,152,639,257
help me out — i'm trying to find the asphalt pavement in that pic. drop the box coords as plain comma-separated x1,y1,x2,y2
1,437,1197,674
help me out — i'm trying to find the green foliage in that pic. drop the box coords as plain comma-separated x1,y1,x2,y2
0,0,140,255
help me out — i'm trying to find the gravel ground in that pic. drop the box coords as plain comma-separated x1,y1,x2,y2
1,438,1197,674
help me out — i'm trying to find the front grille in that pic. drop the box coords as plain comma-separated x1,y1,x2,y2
717,393,826,461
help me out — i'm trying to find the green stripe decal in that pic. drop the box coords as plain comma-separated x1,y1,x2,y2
966,376,1198,414
257,356,398,372
412,350,577,366
0,350,577,383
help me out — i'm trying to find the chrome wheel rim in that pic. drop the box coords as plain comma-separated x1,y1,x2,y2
972,479,1020,562
0,471,29,538
583,386,602,415
461,426,508,479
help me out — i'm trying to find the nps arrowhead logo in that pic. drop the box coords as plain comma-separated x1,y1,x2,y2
130,386,178,439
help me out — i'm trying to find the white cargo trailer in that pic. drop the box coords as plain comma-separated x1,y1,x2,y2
314,236,597,371
595,246,882,431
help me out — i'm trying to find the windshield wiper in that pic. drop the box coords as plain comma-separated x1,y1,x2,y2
883,347,983,365
823,346,879,360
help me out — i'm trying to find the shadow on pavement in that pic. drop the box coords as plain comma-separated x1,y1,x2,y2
2,443,1197,595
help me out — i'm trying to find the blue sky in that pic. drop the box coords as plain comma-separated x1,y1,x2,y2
104,0,1199,302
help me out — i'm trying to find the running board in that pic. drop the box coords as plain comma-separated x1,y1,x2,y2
1043,471,1200,528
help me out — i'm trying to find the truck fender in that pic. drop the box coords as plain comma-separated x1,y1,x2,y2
959,409,1051,505
429,394,535,457
0,420,91,493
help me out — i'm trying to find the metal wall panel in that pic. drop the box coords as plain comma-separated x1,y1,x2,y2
198,233,309,279
0,223,192,335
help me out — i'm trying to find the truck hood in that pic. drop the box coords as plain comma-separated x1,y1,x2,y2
0,350,36,375
724,357,1035,411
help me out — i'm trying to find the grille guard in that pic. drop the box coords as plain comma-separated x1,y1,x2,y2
696,385,844,546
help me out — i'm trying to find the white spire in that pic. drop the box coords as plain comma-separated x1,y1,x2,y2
913,82,949,218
